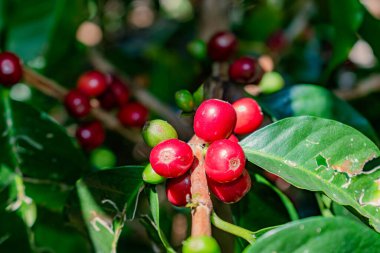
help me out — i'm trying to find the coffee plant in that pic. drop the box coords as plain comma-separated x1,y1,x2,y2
1,0,380,252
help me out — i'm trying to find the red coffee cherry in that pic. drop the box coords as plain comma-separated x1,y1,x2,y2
109,76,130,106
77,70,107,97
228,134,239,143
232,98,263,135
64,90,91,118
0,52,23,87
229,57,260,84
118,102,148,128
205,139,245,183
76,121,105,150
194,99,237,142
208,170,251,204
166,172,191,206
150,139,194,178
98,89,117,110
267,30,288,52
207,31,237,62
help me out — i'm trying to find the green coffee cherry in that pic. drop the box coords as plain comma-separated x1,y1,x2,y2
258,71,285,94
193,84,204,108
187,39,207,61
182,236,221,253
142,119,178,148
142,163,166,184
90,148,117,169
175,89,195,112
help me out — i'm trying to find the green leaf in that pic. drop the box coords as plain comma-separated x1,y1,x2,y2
232,174,298,232
359,9,380,61
243,216,380,253
4,0,87,63
0,88,86,183
0,210,32,253
65,166,145,253
143,186,176,253
240,116,380,232
323,0,363,79
258,84,379,144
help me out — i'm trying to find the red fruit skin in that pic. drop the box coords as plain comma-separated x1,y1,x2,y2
64,90,91,118
228,134,239,143
207,31,238,62
232,98,263,135
77,70,107,97
166,173,191,206
0,52,23,86
267,31,288,52
98,89,117,110
194,99,237,142
76,121,105,150
229,57,259,84
109,76,130,106
150,139,194,178
118,102,148,127
208,170,251,204
205,139,245,183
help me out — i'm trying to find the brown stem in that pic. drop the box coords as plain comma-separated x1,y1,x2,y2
22,67,141,144
88,49,193,140
188,135,213,236
334,74,380,101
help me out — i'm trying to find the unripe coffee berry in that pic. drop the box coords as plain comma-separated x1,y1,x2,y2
182,236,221,253
77,70,107,97
150,139,194,178
193,84,204,108
76,121,105,150
142,119,178,148
208,31,237,62
143,163,166,184
232,98,263,135
64,90,91,118
194,99,236,142
166,172,191,206
208,170,251,203
175,89,194,112
229,56,259,84
118,102,148,128
205,139,245,183
258,71,285,94
0,52,23,87
187,39,207,61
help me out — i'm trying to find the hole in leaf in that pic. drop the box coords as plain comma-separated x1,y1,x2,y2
362,157,380,172
315,154,328,167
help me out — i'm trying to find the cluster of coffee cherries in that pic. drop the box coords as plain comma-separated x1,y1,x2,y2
64,71,148,150
207,31,285,94
143,95,264,206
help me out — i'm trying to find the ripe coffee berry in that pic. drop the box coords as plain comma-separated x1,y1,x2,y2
182,236,221,253
64,90,91,118
232,98,263,135
229,56,260,84
142,119,178,148
150,139,194,178
77,70,107,97
207,31,237,62
166,172,191,206
208,170,251,203
76,121,105,150
228,134,239,143
267,30,288,52
205,139,245,183
194,99,236,142
0,52,23,86
108,76,130,106
118,102,148,128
